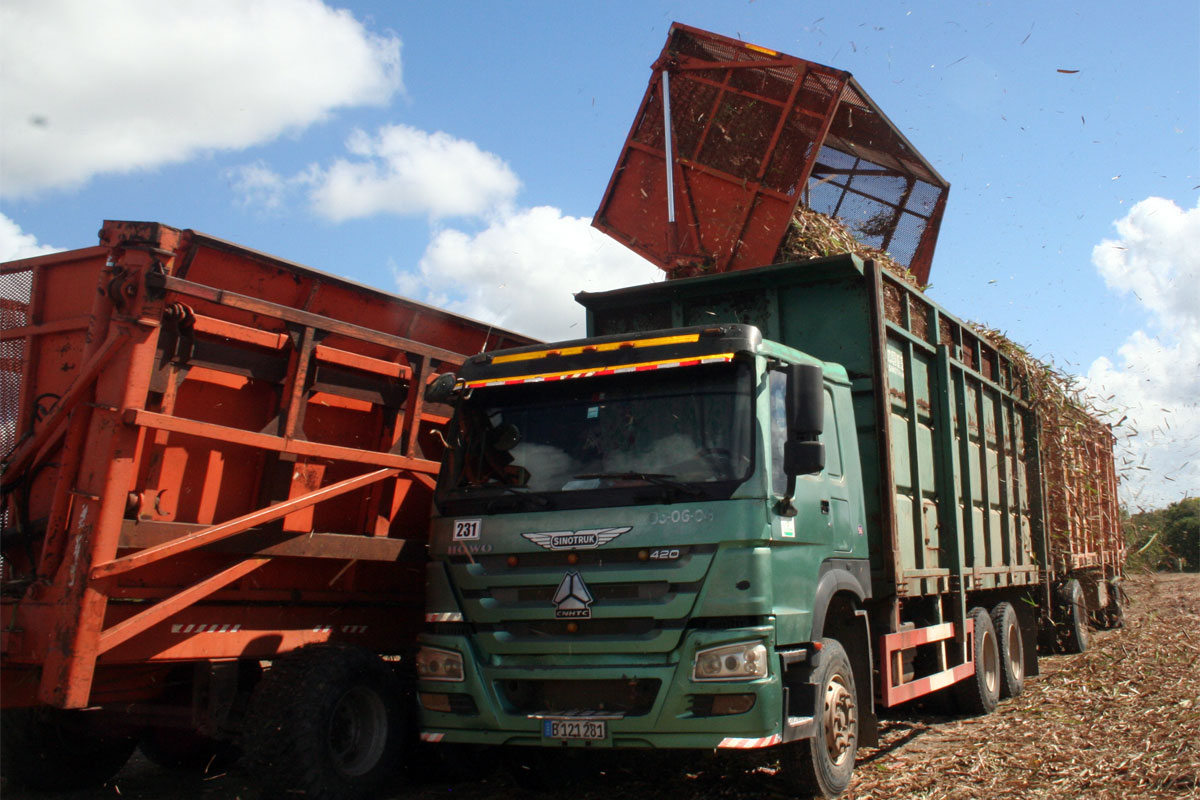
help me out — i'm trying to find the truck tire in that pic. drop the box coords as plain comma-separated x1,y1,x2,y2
0,707,137,790
1102,578,1125,629
990,602,1025,698
242,643,410,800
954,607,1000,715
1057,579,1091,653
785,638,858,799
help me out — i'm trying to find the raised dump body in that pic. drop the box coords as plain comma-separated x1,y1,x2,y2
0,221,533,794
593,23,949,283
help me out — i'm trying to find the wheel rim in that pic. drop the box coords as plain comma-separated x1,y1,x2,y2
1005,620,1024,684
821,671,857,766
327,685,388,777
980,628,1000,696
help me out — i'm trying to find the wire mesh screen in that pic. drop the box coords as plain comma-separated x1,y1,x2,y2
1,267,32,460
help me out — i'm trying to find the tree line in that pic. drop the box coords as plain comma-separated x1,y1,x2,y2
1123,497,1199,572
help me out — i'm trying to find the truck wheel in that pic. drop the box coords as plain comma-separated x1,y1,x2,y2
0,707,137,790
1102,578,1125,629
954,607,1000,715
1057,579,1091,653
242,643,410,800
786,638,858,799
990,602,1025,698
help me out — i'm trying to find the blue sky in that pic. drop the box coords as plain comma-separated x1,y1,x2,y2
2,0,1197,509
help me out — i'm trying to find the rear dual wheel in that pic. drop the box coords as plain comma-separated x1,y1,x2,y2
954,606,1000,715
991,601,1025,699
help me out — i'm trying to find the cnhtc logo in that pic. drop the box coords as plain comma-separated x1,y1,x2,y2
553,571,594,619
522,527,631,551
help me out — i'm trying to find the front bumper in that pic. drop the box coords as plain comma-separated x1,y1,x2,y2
416,626,808,750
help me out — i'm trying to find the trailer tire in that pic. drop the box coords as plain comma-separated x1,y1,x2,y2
242,643,410,800
0,707,137,791
954,607,1000,715
786,638,858,799
990,602,1024,698
1102,578,1125,629
1057,579,1091,654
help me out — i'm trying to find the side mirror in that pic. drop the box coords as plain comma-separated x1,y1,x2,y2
786,363,824,438
425,372,460,404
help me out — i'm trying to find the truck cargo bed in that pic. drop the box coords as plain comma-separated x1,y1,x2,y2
1,221,534,708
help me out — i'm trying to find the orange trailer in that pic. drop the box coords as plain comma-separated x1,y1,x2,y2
0,221,533,796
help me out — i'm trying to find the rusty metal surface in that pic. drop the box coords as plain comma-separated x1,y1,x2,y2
593,23,948,283
0,221,537,709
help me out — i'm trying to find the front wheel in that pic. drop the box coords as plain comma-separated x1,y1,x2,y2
785,638,858,798
242,644,410,800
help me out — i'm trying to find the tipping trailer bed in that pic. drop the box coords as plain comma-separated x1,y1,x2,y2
0,221,534,709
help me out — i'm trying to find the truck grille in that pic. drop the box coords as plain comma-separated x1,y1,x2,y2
498,678,661,716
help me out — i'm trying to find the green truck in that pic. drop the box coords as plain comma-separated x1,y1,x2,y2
415,255,1123,797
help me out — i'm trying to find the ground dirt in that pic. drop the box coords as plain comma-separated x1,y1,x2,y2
5,573,1197,800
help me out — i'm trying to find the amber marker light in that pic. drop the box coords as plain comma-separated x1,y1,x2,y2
566,553,580,565
566,622,579,634
638,549,650,561
506,555,519,568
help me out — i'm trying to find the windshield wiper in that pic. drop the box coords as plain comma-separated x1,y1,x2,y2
573,472,705,498
460,482,550,510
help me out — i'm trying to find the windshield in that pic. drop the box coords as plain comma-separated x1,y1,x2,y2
437,362,754,512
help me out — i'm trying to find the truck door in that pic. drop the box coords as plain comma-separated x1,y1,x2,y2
769,369,852,552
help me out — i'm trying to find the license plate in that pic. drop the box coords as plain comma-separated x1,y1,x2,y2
542,718,607,740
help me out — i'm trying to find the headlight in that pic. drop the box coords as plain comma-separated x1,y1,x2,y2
416,646,465,682
692,641,768,681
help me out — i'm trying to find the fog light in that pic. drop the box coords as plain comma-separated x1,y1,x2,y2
419,692,453,713
711,693,756,715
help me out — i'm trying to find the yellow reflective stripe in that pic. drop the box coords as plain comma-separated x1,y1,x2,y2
745,43,778,56
464,353,735,388
489,333,702,365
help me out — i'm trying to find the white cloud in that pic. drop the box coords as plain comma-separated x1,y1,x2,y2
1086,197,1200,510
307,125,520,221
0,0,401,197
400,206,661,340
0,215,60,262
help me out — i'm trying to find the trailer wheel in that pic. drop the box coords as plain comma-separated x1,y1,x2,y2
242,644,410,800
990,602,1025,698
1102,578,1125,629
1057,579,1091,653
0,707,137,791
785,638,858,799
954,607,1000,715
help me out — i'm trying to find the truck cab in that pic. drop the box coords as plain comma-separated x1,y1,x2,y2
417,322,871,770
